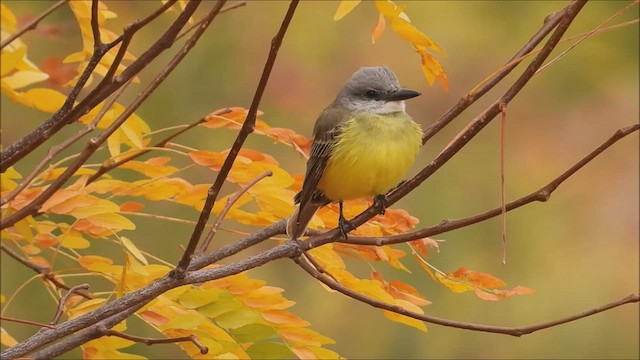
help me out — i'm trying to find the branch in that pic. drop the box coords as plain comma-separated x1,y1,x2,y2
98,327,208,354
198,170,273,255
50,284,91,325
0,0,183,170
0,0,224,231
1,80,131,206
0,244,91,300
338,123,639,246
0,0,70,50
304,0,588,250
0,316,55,330
174,0,300,275
294,254,639,336
421,0,570,144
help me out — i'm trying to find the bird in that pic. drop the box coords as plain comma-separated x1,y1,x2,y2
287,66,423,240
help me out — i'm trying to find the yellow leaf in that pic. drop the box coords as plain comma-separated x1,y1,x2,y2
435,272,475,293
0,166,21,191
390,17,445,54
1,327,18,347
120,236,148,265
68,198,120,218
163,312,206,330
1,46,26,76
87,213,135,231
178,288,219,309
59,230,91,249
24,88,67,113
383,299,427,332
2,70,49,90
334,0,361,21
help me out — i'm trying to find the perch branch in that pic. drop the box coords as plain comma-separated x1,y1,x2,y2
97,327,208,354
50,284,91,325
338,123,639,246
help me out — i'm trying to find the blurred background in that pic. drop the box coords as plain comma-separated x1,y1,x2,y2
1,1,638,359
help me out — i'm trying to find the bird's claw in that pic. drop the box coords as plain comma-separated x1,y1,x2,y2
374,194,387,215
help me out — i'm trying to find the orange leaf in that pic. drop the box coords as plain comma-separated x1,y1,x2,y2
450,267,506,289
119,201,144,212
371,13,386,43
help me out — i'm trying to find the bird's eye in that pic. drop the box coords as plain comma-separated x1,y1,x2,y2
365,90,378,98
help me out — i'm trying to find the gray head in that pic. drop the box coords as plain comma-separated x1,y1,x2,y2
334,66,421,114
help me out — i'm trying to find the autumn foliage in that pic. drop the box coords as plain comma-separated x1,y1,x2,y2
1,1,638,359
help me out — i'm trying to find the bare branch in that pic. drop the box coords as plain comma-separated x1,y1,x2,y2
50,284,91,325
0,244,91,300
98,327,208,354
0,316,55,330
303,0,588,249
338,123,639,246
198,170,273,255
174,0,300,275
0,0,70,50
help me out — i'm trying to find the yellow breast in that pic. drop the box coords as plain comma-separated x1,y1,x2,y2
317,112,422,201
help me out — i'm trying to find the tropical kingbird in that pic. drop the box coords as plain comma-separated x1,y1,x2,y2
287,66,423,240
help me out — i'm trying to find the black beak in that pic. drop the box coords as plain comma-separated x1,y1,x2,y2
381,88,422,102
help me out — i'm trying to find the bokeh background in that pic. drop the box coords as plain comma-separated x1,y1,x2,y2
1,1,638,359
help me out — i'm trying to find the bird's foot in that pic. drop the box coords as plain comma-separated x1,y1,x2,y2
374,194,387,215
338,215,355,240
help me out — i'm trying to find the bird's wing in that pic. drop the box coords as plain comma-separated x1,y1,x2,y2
295,106,348,208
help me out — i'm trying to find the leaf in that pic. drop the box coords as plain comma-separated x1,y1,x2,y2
334,1,361,21
0,327,17,347
163,312,206,330
383,299,428,332
372,13,386,43
178,288,219,309
86,213,135,231
246,342,295,360
449,267,506,289
230,323,277,342
215,309,264,330
120,236,148,265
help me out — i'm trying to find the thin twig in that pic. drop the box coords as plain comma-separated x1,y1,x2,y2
176,1,247,41
98,326,208,354
294,254,639,336
50,284,91,325
0,244,92,300
499,102,507,264
420,1,569,144
198,170,273,255
174,0,300,275
0,0,70,50
1,81,131,206
337,124,640,246
0,316,56,330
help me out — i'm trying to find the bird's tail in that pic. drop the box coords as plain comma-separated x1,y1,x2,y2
286,202,323,240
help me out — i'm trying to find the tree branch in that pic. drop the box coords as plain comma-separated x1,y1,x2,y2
0,244,91,300
174,0,300,275
293,254,639,336
0,0,224,231
338,123,639,246
303,0,588,250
